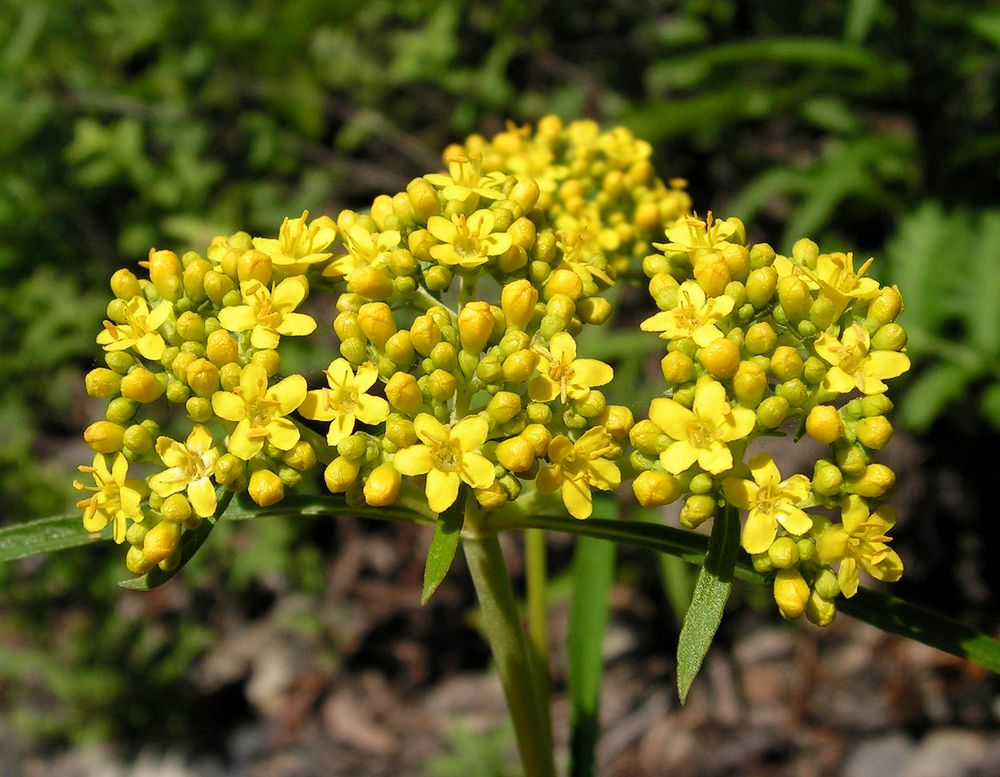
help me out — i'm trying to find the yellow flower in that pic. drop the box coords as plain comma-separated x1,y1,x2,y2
392,413,495,514
97,297,172,360
723,453,813,554
528,332,614,403
148,425,220,518
299,360,390,445
73,453,146,544
816,495,903,598
252,209,337,270
424,155,508,204
323,224,401,279
814,323,910,396
809,252,880,313
211,363,307,460
427,210,513,268
649,378,757,475
537,427,621,519
654,212,739,263
218,277,316,350
640,280,734,346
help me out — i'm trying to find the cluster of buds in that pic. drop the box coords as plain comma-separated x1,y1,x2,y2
629,216,910,624
75,115,911,625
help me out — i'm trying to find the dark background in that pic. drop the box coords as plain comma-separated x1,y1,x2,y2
1,1,999,774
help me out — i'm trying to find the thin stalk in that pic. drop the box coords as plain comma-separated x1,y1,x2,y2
524,527,553,747
463,518,556,777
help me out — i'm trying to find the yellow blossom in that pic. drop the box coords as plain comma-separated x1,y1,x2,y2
427,210,513,269
723,453,813,554
299,359,390,445
392,413,495,514
640,280,734,346
814,323,910,396
424,155,508,204
97,297,172,360
148,425,220,518
218,277,316,350
809,252,880,313
323,224,401,279
73,453,146,544
528,332,614,403
252,209,337,270
649,378,756,475
816,495,903,598
537,427,621,519
211,363,307,460
555,229,613,286
654,212,739,263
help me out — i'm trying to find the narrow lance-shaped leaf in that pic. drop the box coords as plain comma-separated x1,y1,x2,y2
0,512,111,562
421,495,466,605
676,504,740,704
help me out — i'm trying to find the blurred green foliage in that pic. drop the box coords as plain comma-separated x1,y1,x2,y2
0,0,998,759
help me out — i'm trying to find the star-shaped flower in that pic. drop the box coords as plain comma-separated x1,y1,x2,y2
723,453,813,554
299,360,390,445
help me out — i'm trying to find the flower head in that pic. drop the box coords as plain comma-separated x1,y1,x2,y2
74,453,146,543
97,297,172,360
649,378,756,475
424,155,508,204
148,425,221,518
392,413,495,513
814,323,910,396
537,427,621,519
723,453,813,554
252,209,337,270
427,210,512,268
816,495,903,597
323,224,400,280
640,280,734,346
654,212,739,263
299,360,390,445
529,332,614,403
218,277,316,350
810,252,880,313
211,363,307,460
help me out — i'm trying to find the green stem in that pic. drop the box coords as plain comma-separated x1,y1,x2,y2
463,520,555,777
524,527,553,748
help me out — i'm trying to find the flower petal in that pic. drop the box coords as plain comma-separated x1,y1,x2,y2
393,445,433,476
742,509,777,554
460,452,496,489
451,415,489,452
426,468,461,514
648,397,692,440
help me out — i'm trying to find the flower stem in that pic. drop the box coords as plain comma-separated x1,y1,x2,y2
463,511,555,777
524,527,553,747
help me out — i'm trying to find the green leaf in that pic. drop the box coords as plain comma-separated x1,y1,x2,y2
421,497,465,605
0,512,110,563
845,0,882,42
118,490,234,590
675,505,740,704
961,211,1000,357
568,536,616,777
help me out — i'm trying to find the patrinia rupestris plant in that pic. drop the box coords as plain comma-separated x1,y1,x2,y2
4,116,999,777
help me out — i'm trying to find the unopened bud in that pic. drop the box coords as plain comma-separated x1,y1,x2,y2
120,367,165,403
364,463,402,506
143,521,181,564
358,302,397,348
773,568,810,620
806,405,844,444
698,338,740,379
249,469,284,507
632,470,681,507
84,421,125,453
86,368,122,398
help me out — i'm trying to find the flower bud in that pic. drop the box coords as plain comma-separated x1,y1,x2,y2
806,405,844,444
498,279,538,330
459,301,495,353
813,567,841,600
424,264,453,292
406,177,440,222
867,285,903,325
660,351,695,384
502,349,539,383
770,346,804,381
430,341,458,371
809,296,836,330
126,545,155,575
364,463,402,506
632,470,681,507
237,250,273,285
183,258,213,301
777,275,811,322
773,568,810,620
846,463,896,498
427,369,457,401
358,302,397,348
86,368,122,398
749,242,776,269
756,396,789,429
110,268,143,300
693,252,731,297
496,436,535,472
161,493,193,524
806,591,837,627
147,249,183,301
410,314,442,356
630,419,664,453
856,415,893,450
733,360,767,407
350,266,393,299
120,367,165,403
778,379,809,408
185,358,220,398
648,272,680,310
835,444,869,477
510,178,540,214
767,537,800,569
203,270,234,306
680,494,716,528
599,405,634,438
123,423,154,456
251,348,281,376
484,391,520,424
792,238,819,267
745,266,778,307
812,459,844,496
721,243,751,282
698,338,740,379
744,322,777,356
249,469,284,506
377,374,420,416
802,356,827,385
205,329,238,367
577,296,612,325
475,482,509,511
142,521,182,564
84,421,125,453
544,268,583,301
872,323,907,352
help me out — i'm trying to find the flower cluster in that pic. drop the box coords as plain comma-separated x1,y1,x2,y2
629,216,910,624
77,116,685,575
76,115,910,625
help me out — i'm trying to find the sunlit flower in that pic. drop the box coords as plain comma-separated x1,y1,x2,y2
96,297,172,360
148,425,220,518
810,252,880,313
640,280,734,346
723,453,813,554
528,332,614,403
427,210,513,268
323,224,401,279
536,427,621,519
649,378,756,475
424,155,508,204
299,360,390,445
73,453,146,544
814,323,910,396
392,414,495,514
252,209,337,269
654,212,739,263
555,229,613,286
211,363,307,460
218,277,316,350
816,495,903,597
